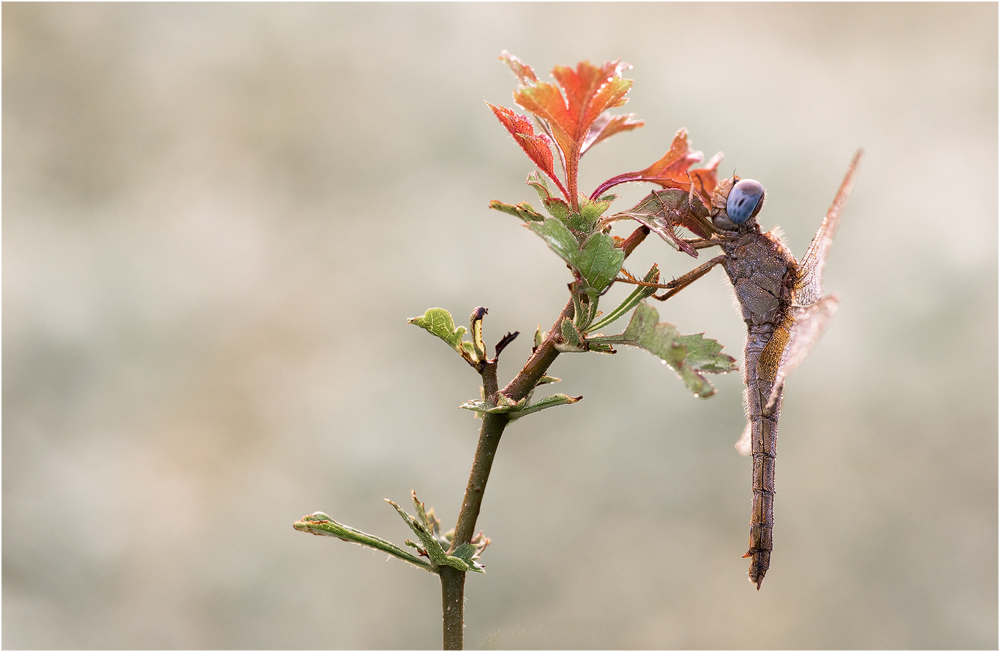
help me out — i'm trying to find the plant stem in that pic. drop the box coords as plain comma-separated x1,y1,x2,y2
438,301,573,649
440,566,465,650
438,229,645,648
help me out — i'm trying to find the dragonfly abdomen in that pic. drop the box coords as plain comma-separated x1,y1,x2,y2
743,325,784,589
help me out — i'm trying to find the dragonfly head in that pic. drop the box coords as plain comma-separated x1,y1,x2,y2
712,177,766,231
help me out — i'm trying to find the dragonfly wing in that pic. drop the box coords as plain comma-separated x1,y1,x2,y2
734,421,752,456
794,150,863,306
764,295,840,410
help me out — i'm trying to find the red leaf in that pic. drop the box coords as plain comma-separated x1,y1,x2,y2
581,112,644,156
590,129,721,202
689,151,724,211
499,50,538,85
502,56,637,208
515,61,632,153
486,101,568,199
634,128,704,189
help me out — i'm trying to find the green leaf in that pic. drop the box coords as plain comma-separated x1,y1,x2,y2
577,231,625,293
556,317,587,352
387,499,485,574
586,264,660,333
489,199,545,223
526,217,579,265
677,333,739,373
459,393,581,420
507,392,582,419
579,195,613,226
459,397,528,415
408,308,466,354
571,287,599,331
293,512,434,572
534,325,544,349
588,303,735,397
527,172,571,221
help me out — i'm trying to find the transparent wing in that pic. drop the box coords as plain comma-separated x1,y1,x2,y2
734,421,752,456
794,150,863,306
764,295,840,410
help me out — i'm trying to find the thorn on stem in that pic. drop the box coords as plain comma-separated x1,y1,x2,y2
494,331,519,358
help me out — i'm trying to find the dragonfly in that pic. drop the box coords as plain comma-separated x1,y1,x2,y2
620,150,862,589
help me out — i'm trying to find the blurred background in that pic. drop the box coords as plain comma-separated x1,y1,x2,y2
3,3,996,649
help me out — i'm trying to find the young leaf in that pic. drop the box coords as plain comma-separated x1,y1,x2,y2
577,231,625,293
499,49,539,85
578,195,613,227
486,101,568,200
489,200,545,223
459,393,581,420
557,317,586,352
502,54,637,208
408,308,467,354
590,129,721,207
526,217,580,266
387,498,485,574
689,151,724,212
580,112,644,156
527,172,571,220
470,307,488,362
293,512,434,572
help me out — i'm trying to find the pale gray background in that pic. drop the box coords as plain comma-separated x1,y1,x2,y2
4,3,996,649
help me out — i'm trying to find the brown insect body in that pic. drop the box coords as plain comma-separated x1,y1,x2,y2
710,152,861,589
718,223,798,589
621,152,861,589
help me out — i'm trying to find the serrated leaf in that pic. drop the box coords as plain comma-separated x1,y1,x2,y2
577,232,625,293
689,151,724,212
486,101,567,199
526,217,579,265
408,308,466,354
500,50,539,85
513,59,633,163
589,303,733,397
677,333,738,373
580,112,644,156
591,128,704,200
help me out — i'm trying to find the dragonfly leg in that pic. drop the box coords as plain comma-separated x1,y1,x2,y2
683,237,722,250
618,255,726,301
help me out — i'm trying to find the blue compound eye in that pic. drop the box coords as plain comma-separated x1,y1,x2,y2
726,179,765,225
